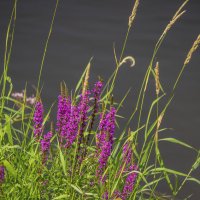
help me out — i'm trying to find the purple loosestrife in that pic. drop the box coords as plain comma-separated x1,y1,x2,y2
120,141,133,174
87,81,103,142
63,105,80,148
74,90,91,164
106,107,116,145
56,95,71,145
121,164,138,200
33,101,44,139
40,131,53,164
93,81,103,104
122,142,132,165
0,166,5,183
97,107,114,144
97,107,116,149
96,106,116,183
115,141,133,180
76,90,90,151
92,81,103,118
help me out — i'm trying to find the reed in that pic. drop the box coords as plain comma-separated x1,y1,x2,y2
0,0,199,200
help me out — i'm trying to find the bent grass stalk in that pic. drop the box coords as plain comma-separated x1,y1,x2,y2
0,0,200,200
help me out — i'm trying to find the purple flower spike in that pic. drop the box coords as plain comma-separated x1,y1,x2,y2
40,131,53,164
56,95,71,144
88,81,103,133
106,107,116,145
0,165,5,183
97,106,116,149
122,165,138,200
96,106,116,183
63,105,79,148
116,141,133,178
41,131,52,152
93,81,103,109
122,141,133,166
75,90,90,152
33,101,44,139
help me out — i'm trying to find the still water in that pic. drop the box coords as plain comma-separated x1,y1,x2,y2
0,0,200,199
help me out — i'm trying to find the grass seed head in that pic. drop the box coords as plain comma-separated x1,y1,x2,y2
128,0,139,28
184,35,200,65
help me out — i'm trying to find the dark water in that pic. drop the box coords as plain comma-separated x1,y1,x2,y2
0,0,200,199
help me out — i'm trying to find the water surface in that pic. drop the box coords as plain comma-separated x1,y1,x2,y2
0,0,200,199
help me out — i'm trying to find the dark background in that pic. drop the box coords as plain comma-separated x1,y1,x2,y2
0,0,199,199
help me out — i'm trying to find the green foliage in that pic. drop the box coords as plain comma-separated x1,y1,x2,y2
0,0,199,199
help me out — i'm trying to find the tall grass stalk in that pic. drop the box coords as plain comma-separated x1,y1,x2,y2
0,0,200,200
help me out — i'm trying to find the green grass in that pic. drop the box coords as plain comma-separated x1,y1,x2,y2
0,0,199,199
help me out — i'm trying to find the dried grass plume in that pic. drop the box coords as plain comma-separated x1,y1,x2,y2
82,62,91,95
184,34,200,65
154,62,160,96
128,0,139,28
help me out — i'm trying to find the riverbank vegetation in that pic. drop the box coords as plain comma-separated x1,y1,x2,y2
0,0,199,199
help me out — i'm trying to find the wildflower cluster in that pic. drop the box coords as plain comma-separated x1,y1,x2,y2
31,80,139,199
33,101,44,139
122,165,138,199
33,100,52,164
96,106,116,183
56,95,71,146
41,131,53,164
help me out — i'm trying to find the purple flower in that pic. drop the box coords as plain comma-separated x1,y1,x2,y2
40,131,53,164
97,107,116,149
0,165,5,183
63,105,80,148
88,81,103,133
122,165,138,200
41,140,51,152
56,95,71,143
116,141,133,179
40,131,52,152
96,106,116,182
33,101,44,139
93,81,103,111
122,141,133,167
106,107,116,145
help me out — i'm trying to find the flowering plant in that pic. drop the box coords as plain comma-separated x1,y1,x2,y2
0,0,199,199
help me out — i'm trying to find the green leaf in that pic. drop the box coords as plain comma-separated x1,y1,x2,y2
85,192,98,197
53,194,70,199
59,148,67,176
3,160,17,178
69,183,83,194
2,145,21,150
6,76,13,97
4,114,13,145
151,167,188,177
187,177,200,185
159,138,195,151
